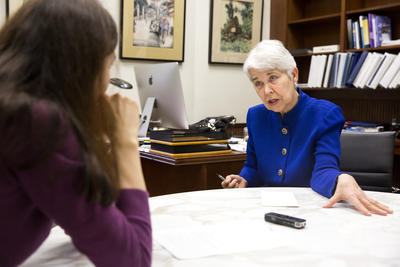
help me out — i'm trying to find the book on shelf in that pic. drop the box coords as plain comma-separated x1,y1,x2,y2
352,20,361,49
347,52,361,77
359,15,371,48
335,53,348,88
316,55,327,87
367,52,396,89
348,14,392,49
357,52,384,88
307,56,315,87
328,54,338,88
382,39,400,46
307,55,327,88
341,53,355,87
368,13,377,47
379,52,400,88
347,19,353,49
309,51,400,89
305,51,400,89
312,44,339,53
346,50,368,87
322,54,333,88
388,69,400,89
307,55,317,87
351,52,371,88
375,15,391,47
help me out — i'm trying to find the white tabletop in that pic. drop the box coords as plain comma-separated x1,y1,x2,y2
21,187,400,267
151,187,400,267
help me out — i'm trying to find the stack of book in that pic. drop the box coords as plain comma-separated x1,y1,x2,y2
148,129,232,158
347,13,391,49
343,121,384,132
306,50,400,89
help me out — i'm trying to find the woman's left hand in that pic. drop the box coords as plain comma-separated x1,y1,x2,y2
323,173,393,216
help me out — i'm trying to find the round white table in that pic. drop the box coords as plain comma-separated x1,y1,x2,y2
21,187,400,267
150,187,400,267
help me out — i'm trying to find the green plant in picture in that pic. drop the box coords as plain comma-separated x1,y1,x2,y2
23,0,30,3
220,0,253,53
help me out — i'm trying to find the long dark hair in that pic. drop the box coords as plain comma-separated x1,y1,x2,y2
0,0,120,206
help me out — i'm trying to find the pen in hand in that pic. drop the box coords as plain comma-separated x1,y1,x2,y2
217,174,226,181
219,174,247,188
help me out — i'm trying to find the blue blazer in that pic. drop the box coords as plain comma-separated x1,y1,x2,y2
239,89,344,198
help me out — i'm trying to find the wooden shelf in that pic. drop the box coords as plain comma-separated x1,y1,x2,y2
288,13,340,25
346,3,400,15
347,45,400,53
293,45,400,56
301,88,400,101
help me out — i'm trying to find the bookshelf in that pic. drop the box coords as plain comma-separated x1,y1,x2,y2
270,0,400,187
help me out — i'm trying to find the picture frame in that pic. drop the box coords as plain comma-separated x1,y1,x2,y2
120,0,186,62
209,0,263,64
6,0,27,18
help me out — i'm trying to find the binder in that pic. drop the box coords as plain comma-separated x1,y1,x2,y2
379,53,400,88
346,50,368,87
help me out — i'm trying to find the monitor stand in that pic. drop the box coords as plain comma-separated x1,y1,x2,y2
138,97,155,137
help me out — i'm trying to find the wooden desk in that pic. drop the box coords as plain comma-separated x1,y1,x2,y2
140,151,246,196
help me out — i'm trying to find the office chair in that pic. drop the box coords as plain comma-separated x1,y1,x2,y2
340,131,395,192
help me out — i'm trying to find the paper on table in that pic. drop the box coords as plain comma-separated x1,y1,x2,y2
261,191,299,207
155,220,287,260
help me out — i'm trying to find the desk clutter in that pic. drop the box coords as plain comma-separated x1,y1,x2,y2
148,129,232,158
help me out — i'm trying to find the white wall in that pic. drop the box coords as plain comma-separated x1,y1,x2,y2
0,1,5,26
0,0,270,123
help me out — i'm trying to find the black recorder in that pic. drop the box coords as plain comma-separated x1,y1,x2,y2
264,212,306,229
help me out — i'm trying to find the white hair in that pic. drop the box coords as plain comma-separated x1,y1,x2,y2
243,40,297,79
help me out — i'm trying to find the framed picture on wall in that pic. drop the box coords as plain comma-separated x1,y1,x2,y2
6,0,29,17
209,0,263,64
120,0,186,62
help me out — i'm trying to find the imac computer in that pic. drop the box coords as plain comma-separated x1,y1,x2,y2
134,62,189,137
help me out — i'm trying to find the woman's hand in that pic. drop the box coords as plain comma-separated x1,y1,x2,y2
107,93,146,190
221,174,248,188
107,93,140,146
323,174,393,216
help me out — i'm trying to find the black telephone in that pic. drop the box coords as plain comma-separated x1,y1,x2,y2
189,116,236,133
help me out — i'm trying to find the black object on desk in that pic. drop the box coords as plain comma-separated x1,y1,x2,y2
264,212,306,229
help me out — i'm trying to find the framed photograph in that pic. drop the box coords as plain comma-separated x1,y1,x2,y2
6,0,29,17
120,0,186,62
209,0,263,64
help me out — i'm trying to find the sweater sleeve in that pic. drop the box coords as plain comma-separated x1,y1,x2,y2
239,109,260,187
310,105,345,198
13,113,152,267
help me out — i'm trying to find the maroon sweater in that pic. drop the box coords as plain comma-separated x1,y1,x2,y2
0,105,152,267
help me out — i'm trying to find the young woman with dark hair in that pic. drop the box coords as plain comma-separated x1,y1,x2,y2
0,0,152,266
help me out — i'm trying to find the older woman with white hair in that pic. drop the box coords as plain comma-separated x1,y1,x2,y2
222,40,392,216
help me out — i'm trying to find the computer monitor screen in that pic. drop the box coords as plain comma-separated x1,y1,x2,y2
134,62,189,132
